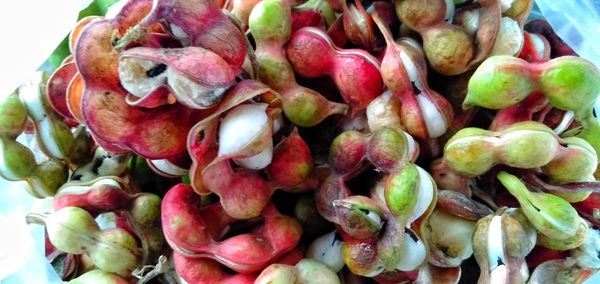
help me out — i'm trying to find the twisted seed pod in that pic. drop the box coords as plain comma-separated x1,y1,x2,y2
0,80,69,197
464,55,600,113
68,269,128,284
472,207,536,284
249,0,347,127
443,121,597,181
497,171,580,240
27,207,141,277
255,259,341,284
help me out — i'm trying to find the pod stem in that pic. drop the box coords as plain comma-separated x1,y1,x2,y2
25,212,47,225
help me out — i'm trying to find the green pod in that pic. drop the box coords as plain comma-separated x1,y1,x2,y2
0,92,28,138
497,128,560,169
464,56,536,109
443,130,497,177
542,136,597,184
249,0,291,44
384,164,419,221
367,127,409,171
68,269,128,284
280,86,346,127
19,72,74,160
29,160,68,197
34,116,75,160
27,207,100,254
89,227,141,277
540,56,600,113
537,217,588,251
0,138,37,180
574,116,600,161
333,196,383,239
256,264,297,284
130,193,162,227
329,130,368,175
294,259,341,284
497,171,579,240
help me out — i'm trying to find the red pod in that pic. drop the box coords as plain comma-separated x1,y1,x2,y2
341,0,379,52
161,184,303,272
519,31,551,63
436,190,493,221
115,0,247,68
286,27,384,113
46,61,79,124
574,192,600,227
315,175,353,222
202,159,273,219
292,9,327,32
173,253,257,284
372,14,453,139
53,178,130,215
525,246,568,270
74,0,207,159
266,128,314,188
429,158,472,196
489,92,549,131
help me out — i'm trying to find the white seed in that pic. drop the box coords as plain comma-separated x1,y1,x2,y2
149,158,189,176
490,17,524,56
407,166,435,224
118,57,167,98
306,231,345,272
396,228,426,271
233,141,273,170
218,103,270,156
416,94,448,138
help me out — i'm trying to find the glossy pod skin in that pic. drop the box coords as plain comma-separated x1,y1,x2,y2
117,46,240,109
26,207,141,277
316,126,419,223
74,0,208,159
286,27,384,113
255,258,341,284
464,56,600,112
161,184,302,273
395,0,501,75
52,177,163,263
249,0,348,127
371,14,454,139
67,270,129,284
443,121,597,182
0,76,70,197
114,0,247,68
472,207,536,284
333,164,438,276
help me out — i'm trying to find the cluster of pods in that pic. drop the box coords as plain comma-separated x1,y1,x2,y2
5,0,600,283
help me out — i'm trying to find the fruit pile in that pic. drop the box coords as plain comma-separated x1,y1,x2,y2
5,0,600,283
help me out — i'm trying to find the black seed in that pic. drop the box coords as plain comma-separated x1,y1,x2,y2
497,256,505,266
146,64,167,78
405,228,419,242
334,231,343,243
92,158,103,174
411,81,420,94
